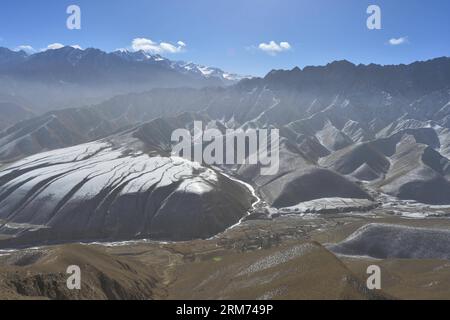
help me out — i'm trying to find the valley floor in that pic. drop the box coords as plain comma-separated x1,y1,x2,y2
1,211,450,300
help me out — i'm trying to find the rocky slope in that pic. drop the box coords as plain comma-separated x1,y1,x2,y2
0,244,161,299
0,118,254,247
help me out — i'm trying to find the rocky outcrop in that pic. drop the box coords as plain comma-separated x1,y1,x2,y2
0,244,161,300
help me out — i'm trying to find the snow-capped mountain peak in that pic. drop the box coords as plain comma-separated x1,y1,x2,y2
173,60,249,83
111,49,248,84
112,49,167,63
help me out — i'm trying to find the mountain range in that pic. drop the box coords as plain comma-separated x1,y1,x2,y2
0,46,246,113
0,54,449,248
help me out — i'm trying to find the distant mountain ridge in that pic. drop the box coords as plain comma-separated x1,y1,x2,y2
112,49,246,82
0,46,247,112
241,57,450,98
0,46,244,85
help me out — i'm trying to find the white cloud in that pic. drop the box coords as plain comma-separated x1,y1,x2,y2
46,43,65,50
16,45,36,54
258,41,291,55
40,43,83,51
131,38,186,54
389,37,408,46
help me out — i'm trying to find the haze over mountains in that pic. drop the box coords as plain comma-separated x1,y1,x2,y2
0,46,245,113
0,51,449,247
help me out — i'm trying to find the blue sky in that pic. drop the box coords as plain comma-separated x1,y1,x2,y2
0,0,449,76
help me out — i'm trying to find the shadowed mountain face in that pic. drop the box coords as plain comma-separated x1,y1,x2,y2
0,57,449,247
329,223,450,260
